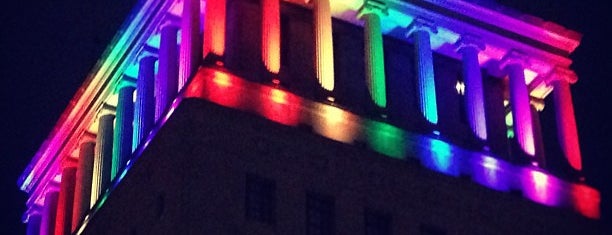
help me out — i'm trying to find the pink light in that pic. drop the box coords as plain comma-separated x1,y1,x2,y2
522,169,561,206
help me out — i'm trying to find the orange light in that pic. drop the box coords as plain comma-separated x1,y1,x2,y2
262,0,281,74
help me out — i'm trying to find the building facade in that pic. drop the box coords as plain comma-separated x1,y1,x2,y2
18,0,602,234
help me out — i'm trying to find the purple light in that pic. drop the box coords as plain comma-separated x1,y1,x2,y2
470,154,511,191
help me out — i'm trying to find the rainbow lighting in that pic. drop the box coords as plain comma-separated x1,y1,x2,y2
17,0,600,234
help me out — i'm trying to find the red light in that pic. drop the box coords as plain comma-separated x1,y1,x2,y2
272,78,280,85
572,184,600,219
215,61,224,67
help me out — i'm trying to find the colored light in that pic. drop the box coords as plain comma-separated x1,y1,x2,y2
412,28,438,124
507,63,535,156
186,69,245,109
262,0,281,74
472,155,508,191
258,86,301,126
203,0,227,57
552,80,582,170
270,89,287,104
365,120,405,159
311,103,361,143
212,72,231,87
363,13,387,108
522,169,561,206
314,0,335,91
571,184,600,219
421,138,457,176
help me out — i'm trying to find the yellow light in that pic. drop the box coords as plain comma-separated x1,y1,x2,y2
212,71,231,87
270,89,287,104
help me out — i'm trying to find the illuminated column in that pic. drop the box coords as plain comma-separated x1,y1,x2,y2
55,166,76,235
547,67,582,170
134,56,157,149
26,213,41,235
456,35,487,140
358,0,388,108
407,18,438,124
312,0,335,91
500,51,535,156
40,191,59,235
203,0,226,58
156,23,179,122
91,113,114,206
262,0,281,74
72,140,95,231
112,80,135,181
179,0,202,90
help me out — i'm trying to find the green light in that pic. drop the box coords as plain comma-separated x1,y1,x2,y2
364,13,387,108
365,120,405,159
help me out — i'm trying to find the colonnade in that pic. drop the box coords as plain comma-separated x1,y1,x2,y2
29,0,584,234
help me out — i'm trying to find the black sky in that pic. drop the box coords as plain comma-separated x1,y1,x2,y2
1,0,610,233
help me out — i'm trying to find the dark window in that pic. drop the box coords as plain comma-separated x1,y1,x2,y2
419,224,446,235
306,192,335,235
245,173,276,224
364,209,391,235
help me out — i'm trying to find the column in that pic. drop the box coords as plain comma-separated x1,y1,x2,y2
55,166,77,235
456,35,487,140
26,213,41,235
407,18,438,124
179,0,202,90
500,51,535,156
312,0,335,91
134,56,157,149
112,80,135,181
203,0,226,58
358,0,388,108
262,0,281,74
91,114,114,206
72,140,95,231
548,67,582,170
40,191,59,235
156,23,179,122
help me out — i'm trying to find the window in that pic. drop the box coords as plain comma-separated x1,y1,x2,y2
419,224,446,235
306,192,335,235
245,173,276,224
364,209,392,235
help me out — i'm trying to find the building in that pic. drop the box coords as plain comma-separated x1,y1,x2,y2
17,0,603,234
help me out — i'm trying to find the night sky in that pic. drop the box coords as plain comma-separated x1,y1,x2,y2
2,0,610,233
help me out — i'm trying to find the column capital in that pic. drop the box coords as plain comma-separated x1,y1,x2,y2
499,49,529,71
455,34,485,53
545,66,578,85
358,0,389,19
159,20,180,30
406,18,438,37
80,132,97,144
116,75,137,90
